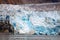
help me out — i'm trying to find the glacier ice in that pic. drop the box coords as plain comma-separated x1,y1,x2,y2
10,9,60,35
0,4,60,35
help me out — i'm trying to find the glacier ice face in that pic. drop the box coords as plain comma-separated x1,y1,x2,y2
0,4,60,35
10,9,60,35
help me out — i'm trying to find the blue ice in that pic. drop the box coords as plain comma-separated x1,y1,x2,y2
10,10,60,35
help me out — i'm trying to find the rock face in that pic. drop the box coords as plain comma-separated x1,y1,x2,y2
0,0,60,4
0,15,14,33
0,3,60,35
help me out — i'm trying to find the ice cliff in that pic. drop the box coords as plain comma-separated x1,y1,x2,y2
0,4,60,35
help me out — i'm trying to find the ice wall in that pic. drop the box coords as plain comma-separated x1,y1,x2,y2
0,4,60,35
10,9,60,35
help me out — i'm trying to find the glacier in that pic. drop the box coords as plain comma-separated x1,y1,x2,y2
0,4,60,35
10,9,60,35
